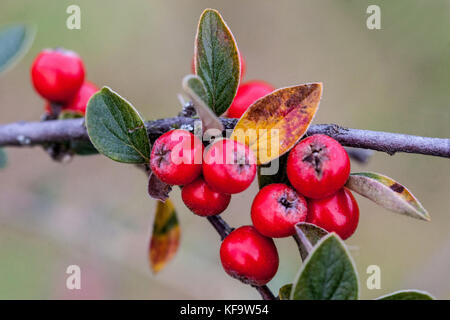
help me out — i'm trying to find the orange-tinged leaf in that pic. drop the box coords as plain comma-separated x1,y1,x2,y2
230,83,322,165
149,199,180,273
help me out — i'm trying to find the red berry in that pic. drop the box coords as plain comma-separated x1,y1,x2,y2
31,49,85,103
182,177,231,216
220,226,279,286
227,81,274,118
307,187,359,240
287,134,350,199
150,130,203,185
251,183,308,238
64,81,98,114
203,139,256,194
191,52,246,80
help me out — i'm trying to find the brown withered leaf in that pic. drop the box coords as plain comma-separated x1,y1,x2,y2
230,83,322,165
148,172,172,202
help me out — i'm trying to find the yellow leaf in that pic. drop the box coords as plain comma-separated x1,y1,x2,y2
149,199,180,273
230,83,322,165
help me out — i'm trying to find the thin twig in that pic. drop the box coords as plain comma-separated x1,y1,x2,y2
0,117,448,158
206,216,234,240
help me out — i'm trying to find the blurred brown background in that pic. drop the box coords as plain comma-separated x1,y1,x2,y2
0,0,449,299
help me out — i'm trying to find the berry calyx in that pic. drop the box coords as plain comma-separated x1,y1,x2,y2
227,81,274,118
150,130,203,185
287,134,350,199
307,187,359,240
31,48,85,103
220,226,279,286
64,81,98,114
251,183,308,238
203,139,256,194
182,177,231,216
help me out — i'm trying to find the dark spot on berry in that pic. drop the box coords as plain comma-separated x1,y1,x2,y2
390,183,404,193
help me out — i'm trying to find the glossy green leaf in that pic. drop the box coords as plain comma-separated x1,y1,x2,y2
182,74,223,132
377,290,434,300
0,24,35,74
279,284,292,300
291,233,358,300
0,148,7,169
346,172,430,221
294,222,328,261
86,87,150,163
195,9,240,115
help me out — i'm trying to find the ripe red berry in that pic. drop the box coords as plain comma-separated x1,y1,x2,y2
203,139,256,194
287,134,350,199
182,177,231,216
227,81,275,118
191,52,246,80
31,49,85,103
220,226,279,286
251,183,308,238
307,187,359,240
150,130,203,185
64,81,98,114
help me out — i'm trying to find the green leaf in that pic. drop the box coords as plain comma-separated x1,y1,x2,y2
195,9,240,115
377,290,434,300
0,24,35,74
70,140,99,156
56,110,99,155
294,222,328,261
257,153,289,189
182,74,224,132
85,87,150,163
346,172,430,221
182,74,209,105
291,233,359,300
0,148,7,169
278,284,292,300
58,110,84,120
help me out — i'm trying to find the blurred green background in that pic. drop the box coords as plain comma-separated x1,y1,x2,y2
0,0,449,299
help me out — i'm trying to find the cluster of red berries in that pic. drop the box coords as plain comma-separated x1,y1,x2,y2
150,52,359,287
31,48,98,116
150,126,359,286
150,131,256,215
192,52,275,118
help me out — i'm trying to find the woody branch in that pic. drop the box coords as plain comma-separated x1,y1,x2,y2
0,117,448,158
